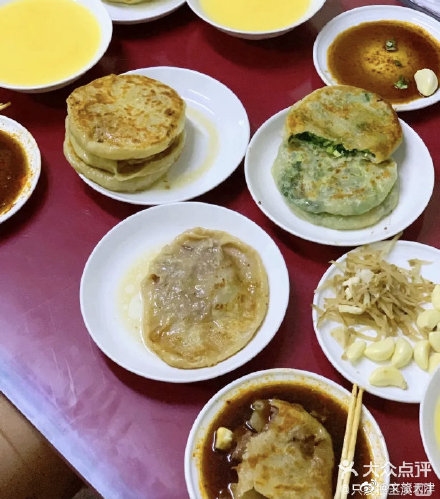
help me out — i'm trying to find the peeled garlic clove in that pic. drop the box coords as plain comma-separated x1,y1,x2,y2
364,338,395,362
391,338,413,368
432,284,440,311
416,309,440,331
369,366,407,389
429,331,440,353
345,340,366,363
414,340,430,370
214,427,234,451
414,68,438,97
429,353,440,374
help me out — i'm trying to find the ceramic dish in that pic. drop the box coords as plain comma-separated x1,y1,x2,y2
0,116,41,224
245,108,434,246
313,5,440,112
79,66,250,205
101,0,184,24
420,365,440,479
80,202,289,383
0,0,112,93
313,240,440,403
186,0,326,40
185,368,390,498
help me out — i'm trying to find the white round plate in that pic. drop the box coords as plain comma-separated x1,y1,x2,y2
186,0,326,40
0,116,41,223
185,368,389,499
313,5,440,112
420,365,440,479
80,202,289,383
245,108,434,246
101,0,184,24
79,66,250,205
313,240,440,403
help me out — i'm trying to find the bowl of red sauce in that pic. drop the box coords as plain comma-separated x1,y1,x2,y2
0,114,41,224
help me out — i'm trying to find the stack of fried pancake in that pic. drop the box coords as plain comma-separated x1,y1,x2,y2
272,85,403,230
64,74,186,192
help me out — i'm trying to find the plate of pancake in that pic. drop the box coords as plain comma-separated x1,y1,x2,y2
245,85,434,246
64,67,250,205
80,202,289,382
101,0,185,24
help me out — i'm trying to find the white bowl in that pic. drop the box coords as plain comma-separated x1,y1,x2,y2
0,116,41,224
420,366,440,480
185,368,389,498
186,0,327,40
0,0,112,93
313,5,440,111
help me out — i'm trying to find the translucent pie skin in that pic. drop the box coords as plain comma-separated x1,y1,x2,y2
141,228,269,369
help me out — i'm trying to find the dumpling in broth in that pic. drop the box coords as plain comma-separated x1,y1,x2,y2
141,228,269,369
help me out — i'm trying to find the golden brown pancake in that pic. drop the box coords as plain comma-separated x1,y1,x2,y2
233,400,334,499
285,85,402,163
63,130,185,192
67,74,186,160
141,228,269,369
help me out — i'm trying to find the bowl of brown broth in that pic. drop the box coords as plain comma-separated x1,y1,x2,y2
185,369,390,498
0,115,41,223
313,5,440,111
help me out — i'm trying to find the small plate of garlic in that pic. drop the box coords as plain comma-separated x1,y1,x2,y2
312,238,440,403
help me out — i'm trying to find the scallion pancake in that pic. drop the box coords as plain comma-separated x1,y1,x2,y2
285,179,399,230
272,138,397,216
285,85,402,164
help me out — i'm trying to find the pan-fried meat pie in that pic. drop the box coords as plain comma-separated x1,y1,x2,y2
141,228,269,368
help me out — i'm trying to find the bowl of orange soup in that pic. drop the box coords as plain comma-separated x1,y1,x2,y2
186,0,326,39
0,0,112,93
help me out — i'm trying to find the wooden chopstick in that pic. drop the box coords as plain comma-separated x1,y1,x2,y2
334,384,364,499
0,102,11,112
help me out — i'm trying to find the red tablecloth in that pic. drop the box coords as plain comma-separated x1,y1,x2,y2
1,1,439,497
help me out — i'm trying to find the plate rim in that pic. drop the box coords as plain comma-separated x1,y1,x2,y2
101,0,185,25
244,107,434,246
420,366,440,480
312,239,440,403
184,367,390,499
312,4,440,112
80,202,289,383
0,115,41,223
77,65,250,206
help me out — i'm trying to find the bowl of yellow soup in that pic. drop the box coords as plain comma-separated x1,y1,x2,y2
186,0,326,40
420,365,440,480
0,0,112,93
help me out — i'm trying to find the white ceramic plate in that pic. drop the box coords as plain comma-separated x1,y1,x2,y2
185,368,389,499
313,5,440,112
420,366,440,479
79,66,249,205
101,0,184,24
0,0,112,93
186,0,326,40
313,240,440,403
245,108,434,246
80,202,289,383
0,116,41,223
